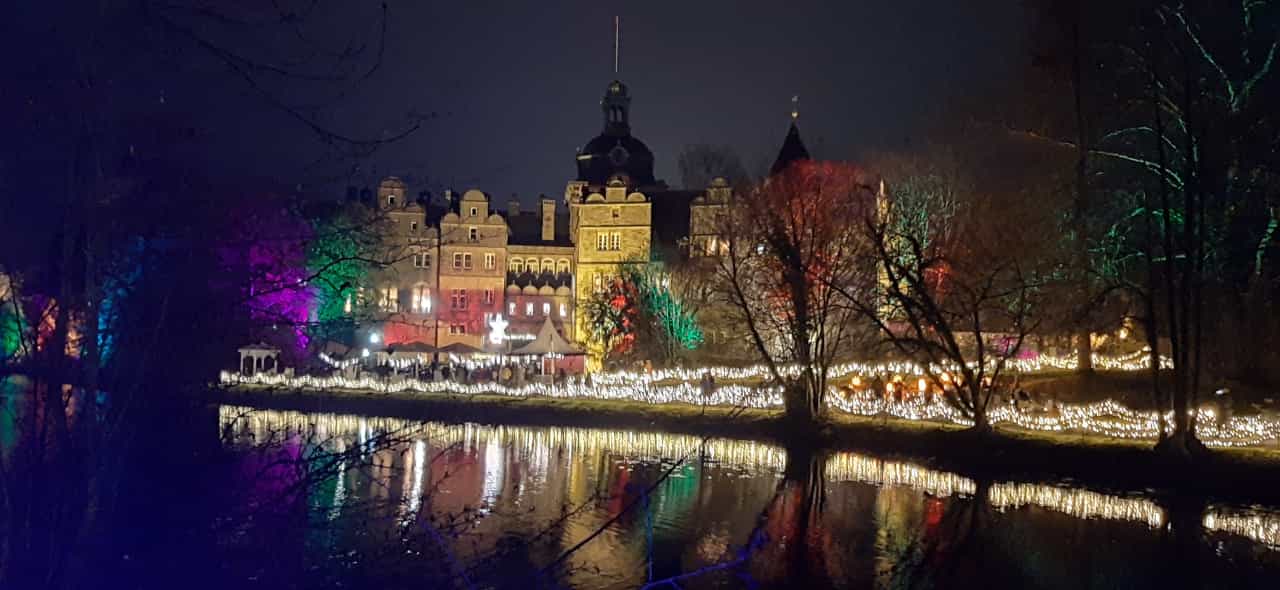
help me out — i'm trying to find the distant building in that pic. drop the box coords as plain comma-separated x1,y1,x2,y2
357,78,810,354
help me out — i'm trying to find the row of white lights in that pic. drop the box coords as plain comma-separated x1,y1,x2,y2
219,405,1280,549
588,350,1171,386
222,367,1279,447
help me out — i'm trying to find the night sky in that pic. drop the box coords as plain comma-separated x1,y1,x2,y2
36,1,1029,203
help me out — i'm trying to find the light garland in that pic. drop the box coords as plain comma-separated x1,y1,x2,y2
222,370,785,409
221,369,1280,448
588,350,1172,387
828,390,1280,448
219,405,1280,550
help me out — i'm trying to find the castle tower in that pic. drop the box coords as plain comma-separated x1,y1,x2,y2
571,177,651,363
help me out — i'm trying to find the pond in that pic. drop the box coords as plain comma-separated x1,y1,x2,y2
2,378,1280,588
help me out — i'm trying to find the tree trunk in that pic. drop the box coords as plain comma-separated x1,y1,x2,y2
783,382,816,428
1075,331,1093,373
1071,9,1094,375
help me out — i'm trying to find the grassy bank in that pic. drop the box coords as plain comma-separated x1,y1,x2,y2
212,384,1280,505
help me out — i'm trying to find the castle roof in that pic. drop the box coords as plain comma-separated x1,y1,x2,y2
770,122,811,175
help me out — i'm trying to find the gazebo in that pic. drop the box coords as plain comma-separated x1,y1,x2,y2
510,317,585,376
238,343,282,376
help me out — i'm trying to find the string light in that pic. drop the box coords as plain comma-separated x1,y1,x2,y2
588,350,1171,387
222,366,1280,447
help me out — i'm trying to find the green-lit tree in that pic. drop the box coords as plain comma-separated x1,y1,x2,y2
623,265,704,364
304,203,388,345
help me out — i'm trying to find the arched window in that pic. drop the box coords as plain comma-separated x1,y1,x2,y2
379,286,398,312
541,258,554,273
411,284,431,313
526,257,537,272
557,259,570,274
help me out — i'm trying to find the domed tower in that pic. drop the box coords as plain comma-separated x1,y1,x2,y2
574,80,657,189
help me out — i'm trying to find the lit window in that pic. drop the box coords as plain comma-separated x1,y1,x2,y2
450,289,468,310
525,302,533,316
468,227,478,241
412,285,431,313
596,232,608,251
526,257,537,271
344,294,353,314
557,259,570,274
483,289,494,305
484,253,495,270
592,273,603,293
542,258,553,272
508,301,516,315
542,302,550,315
559,303,567,317
511,259,524,273
610,232,621,251
379,287,398,312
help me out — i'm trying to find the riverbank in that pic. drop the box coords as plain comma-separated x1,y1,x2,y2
212,384,1280,505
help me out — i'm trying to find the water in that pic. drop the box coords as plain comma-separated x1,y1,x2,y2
3,378,1280,588
212,406,1280,588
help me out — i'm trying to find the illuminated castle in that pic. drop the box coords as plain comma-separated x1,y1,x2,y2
361,78,809,356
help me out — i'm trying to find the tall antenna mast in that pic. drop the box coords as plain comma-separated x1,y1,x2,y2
791,95,800,121
614,16,620,74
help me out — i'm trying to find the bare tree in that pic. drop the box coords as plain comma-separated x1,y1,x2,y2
841,151,1063,432
710,161,877,425
677,144,752,190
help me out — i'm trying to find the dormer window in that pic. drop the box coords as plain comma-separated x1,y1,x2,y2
410,221,418,232
469,207,478,217
468,227,478,242
387,195,396,207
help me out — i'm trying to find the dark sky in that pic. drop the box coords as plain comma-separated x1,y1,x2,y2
69,0,1031,204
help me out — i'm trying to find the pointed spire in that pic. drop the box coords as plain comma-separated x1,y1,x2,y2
614,16,621,74
770,118,811,175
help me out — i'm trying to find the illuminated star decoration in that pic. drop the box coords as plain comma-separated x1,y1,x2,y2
488,314,509,345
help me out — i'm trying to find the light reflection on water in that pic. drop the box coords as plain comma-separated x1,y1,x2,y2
218,404,1280,588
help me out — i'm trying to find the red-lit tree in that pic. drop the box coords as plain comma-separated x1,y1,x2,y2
711,161,878,424
582,276,641,368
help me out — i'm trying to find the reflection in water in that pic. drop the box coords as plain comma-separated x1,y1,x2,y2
1203,510,1280,548
827,452,977,497
21,382,1280,587
221,405,1280,557
987,483,1166,528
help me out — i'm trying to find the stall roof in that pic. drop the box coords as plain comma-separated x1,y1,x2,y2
511,317,583,356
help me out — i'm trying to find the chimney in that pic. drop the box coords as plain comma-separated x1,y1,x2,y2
508,195,520,218
540,197,556,241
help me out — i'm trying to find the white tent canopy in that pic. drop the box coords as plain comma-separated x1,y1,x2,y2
511,317,582,356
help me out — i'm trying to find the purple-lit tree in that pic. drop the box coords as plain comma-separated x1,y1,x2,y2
227,198,316,363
